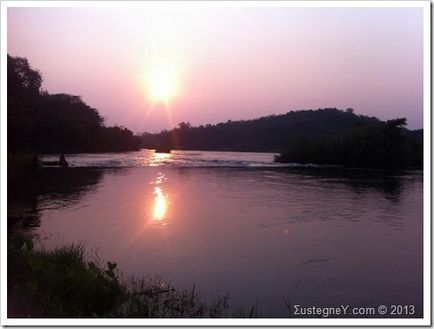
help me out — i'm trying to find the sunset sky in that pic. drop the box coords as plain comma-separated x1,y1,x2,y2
7,6,423,133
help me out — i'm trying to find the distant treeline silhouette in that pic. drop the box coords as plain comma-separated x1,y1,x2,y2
141,108,382,152
275,118,422,169
140,108,422,168
8,55,141,154
8,55,422,169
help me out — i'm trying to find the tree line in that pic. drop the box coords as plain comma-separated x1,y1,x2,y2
8,55,141,154
275,118,422,169
141,108,384,152
141,108,422,169
8,54,422,169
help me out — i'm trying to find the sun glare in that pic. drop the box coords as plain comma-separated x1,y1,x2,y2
146,66,179,104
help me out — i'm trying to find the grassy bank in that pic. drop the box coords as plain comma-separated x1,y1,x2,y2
8,233,239,318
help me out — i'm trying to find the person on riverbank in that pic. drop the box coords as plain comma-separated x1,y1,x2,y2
59,153,69,168
31,153,42,169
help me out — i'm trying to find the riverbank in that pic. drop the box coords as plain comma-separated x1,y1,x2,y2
7,232,239,318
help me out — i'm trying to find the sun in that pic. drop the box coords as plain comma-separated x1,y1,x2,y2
146,66,179,104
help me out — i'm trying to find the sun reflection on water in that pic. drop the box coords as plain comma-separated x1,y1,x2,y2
153,186,167,221
150,152,172,167
152,172,168,221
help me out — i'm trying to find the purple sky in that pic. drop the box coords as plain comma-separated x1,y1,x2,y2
8,6,423,133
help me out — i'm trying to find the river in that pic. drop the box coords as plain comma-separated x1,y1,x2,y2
8,150,423,317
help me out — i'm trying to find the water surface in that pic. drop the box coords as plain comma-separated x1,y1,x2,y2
10,150,423,317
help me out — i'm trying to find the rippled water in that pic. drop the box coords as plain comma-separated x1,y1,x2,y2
11,150,423,317
42,150,310,168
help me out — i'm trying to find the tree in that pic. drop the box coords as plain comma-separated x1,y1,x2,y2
275,117,422,169
8,55,42,98
7,55,141,154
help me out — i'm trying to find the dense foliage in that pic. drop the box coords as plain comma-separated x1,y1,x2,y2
8,55,141,154
140,108,382,152
275,118,423,169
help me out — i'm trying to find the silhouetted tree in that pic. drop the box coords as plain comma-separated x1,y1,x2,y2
275,117,422,169
7,55,141,154
8,55,42,98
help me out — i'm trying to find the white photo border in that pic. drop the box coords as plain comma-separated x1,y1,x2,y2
0,0,431,326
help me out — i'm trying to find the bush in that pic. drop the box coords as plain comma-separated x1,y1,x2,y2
8,234,125,317
7,233,239,318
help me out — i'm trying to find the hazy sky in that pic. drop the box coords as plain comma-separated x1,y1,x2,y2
8,6,424,133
